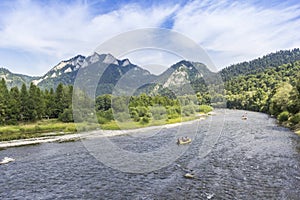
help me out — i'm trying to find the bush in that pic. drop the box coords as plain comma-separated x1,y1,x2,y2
97,116,108,124
129,110,139,122
137,106,149,117
199,105,213,113
140,116,150,124
96,109,114,123
182,105,195,116
58,108,74,122
150,106,167,120
278,111,289,122
290,113,300,125
167,106,181,119
114,112,130,122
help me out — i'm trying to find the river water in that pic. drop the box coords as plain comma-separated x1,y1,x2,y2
0,110,299,199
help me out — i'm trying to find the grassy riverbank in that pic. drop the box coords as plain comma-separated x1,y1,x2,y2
0,114,208,141
100,115,200,130
0,119,77,141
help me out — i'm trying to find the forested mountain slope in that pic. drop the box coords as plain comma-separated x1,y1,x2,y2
225,60,300,129
220,48,300,81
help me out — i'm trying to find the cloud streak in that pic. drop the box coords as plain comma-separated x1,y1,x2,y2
0,0,178,75
0,0,299,75
172,0,300,68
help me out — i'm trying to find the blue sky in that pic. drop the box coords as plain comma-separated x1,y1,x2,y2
0,0,300,75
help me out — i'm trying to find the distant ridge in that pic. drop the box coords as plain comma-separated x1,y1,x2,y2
220,48,300,81
0,48,299,96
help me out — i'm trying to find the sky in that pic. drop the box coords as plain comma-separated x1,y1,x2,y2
0,0,300,76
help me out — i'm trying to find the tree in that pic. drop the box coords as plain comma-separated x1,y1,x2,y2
7,87,21,124
269,82,293,115
20,83,30,121
0,79,9,124
44,88,56,118
54,83,65,118
28,83,38,121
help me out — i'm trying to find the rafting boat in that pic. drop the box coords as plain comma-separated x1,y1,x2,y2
241,116,248,120
177,138,192,145
184,173,194,179
0,157,15,165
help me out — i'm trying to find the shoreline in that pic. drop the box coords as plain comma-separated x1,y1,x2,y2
0,110,298,149
0,116,208,149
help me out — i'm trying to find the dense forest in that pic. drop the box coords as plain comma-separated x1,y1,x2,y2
225,61,300,130
0,81,73,125
220,48,300,81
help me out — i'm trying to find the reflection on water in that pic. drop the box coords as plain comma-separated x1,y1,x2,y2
0,110,299,199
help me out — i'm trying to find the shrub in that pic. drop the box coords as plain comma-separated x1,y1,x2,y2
150,105,167,120
97,116,108,124
199,105,213,113
290,113,300,125
129,110,139,122
140,116,150,124
137,106,149,117
58,108,74,122
278,111,289,122
182,105,195,116
167,106,181,119
114,112,130,122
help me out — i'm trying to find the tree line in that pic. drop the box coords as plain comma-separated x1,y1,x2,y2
0,80,72,125
95,93,212,125
221,48,300,81
0,78,213,126
225,61,300,129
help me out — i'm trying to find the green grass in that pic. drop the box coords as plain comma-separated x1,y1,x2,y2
0,119,77,141
100,115,199,130
0,113,207,141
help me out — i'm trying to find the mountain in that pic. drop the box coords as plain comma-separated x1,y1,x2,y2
220,48,300,81
1,48,299,97
28,53,155,96
0,67,38,88
32,55,85,89
73,53,156,96
149,60,215,96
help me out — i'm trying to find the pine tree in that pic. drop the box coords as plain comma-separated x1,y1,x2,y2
7,87,21,124
20,83,30,121
28,83,38,121
35,87,45,120
54,83,65,118
0,79,9,125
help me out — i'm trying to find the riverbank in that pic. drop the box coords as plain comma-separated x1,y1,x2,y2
0,114,210,149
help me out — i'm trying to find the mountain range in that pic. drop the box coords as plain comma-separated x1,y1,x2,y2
1,48,300,96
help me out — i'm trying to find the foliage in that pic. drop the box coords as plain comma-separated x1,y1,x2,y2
225,60,300,129
0,119,77,141
199,105,213,113
290,113,300,125
221,48,300,81
95,93,212,126
278,111,289,122
0,79,74,125
58,108,74,122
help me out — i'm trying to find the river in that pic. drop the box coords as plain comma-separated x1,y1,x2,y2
0,109,299,199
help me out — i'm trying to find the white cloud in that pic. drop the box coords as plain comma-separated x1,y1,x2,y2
0,0,300,75
172,0,300,68
0,0,178,75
